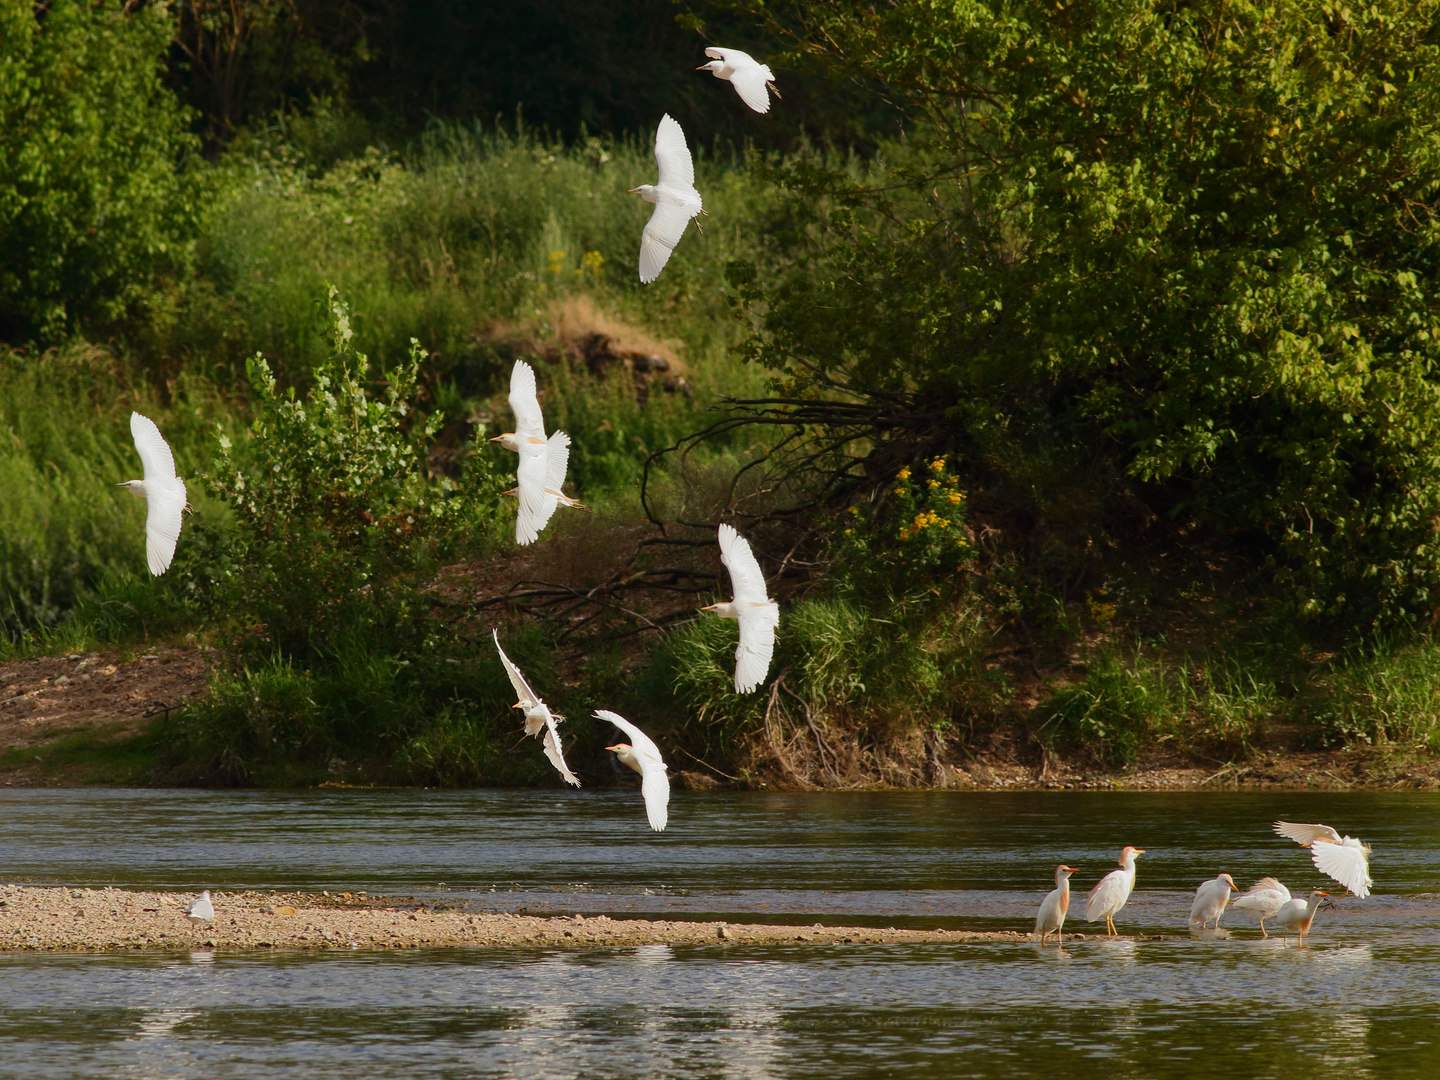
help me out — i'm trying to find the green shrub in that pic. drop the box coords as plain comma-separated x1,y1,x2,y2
1309,641,1440,751
0,1,200,340
1041,647,1180,768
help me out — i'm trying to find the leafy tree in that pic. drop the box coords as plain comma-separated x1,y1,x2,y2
713,0,1440,630
0,1,200,341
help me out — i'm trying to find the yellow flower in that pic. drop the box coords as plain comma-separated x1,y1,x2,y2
929,456,947,475
947,492,962,504
896,467,911,480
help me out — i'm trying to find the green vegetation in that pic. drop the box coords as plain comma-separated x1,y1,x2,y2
5,1,1440,788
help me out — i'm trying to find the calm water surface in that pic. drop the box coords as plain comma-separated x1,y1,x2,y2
1,789,1437,1077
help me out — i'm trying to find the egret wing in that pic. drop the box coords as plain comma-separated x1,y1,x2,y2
718,523,770,604
594,709,664,764
727,64,773,113
1310,839,1372,898
541,719,581,787
144,477,186,575
540,429,572,520
705,46,755,65
514,444,550,545
492,630,542,707
653,114,694,190
733,604,778,694
639,759,670,831
639,201,694,284
509,361,546,441
130,412,178,482
1274,820,1342,846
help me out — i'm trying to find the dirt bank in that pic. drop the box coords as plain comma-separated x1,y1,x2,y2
0,885,1122,952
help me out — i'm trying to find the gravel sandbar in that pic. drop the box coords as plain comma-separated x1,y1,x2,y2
0,885,1148,951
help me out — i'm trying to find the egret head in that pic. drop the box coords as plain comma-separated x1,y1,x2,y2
697,60,724,73
701,601,738,619
1219,873,1238,891
1120,845,1145,863
629,184,658,203
116,480,146,498
490,432,519,452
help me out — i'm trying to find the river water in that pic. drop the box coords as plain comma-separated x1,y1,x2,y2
1,788,1437,1077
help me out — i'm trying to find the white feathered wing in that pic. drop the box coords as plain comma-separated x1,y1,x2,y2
596,709,669,831
639,115,702,284
130,411,187,576
718,524,779,693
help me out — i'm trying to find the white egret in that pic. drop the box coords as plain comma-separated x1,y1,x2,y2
630,114,704,284
1274,889,1331,945
1188,873,1239,929
1085,845,1144,935
1231,877,1292,937
1034,864,1078,945
697,47,780,114
118,412,188,576
186,890,214,925
490,360,586,545
596,709,669,831
492,630,580,786
1273,820,1372,898
701,524,780,694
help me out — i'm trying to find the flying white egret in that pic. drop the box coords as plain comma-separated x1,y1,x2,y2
596,709,669,831
630,114,704,284
1034,864,1078,945
1085,845,1144,935
1273,820,1372,898
1231,877,1292,937
118,412,188,576
701,524,780,694
697,47,780,114
1274,889,1331,945
490,360,586,545
186,890,214,925
1188,873,1239,929
492,630,580,786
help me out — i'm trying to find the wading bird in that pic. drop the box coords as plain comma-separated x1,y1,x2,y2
596,709,669,831
491,360,585,545
1188,873,1239,929
631,114,704,284
493,630,580,786
697,47,780,114
187,890,214,925
1274,889,1331,945
1086,846,1144,936
1231,877,1292,937
701,524,780,694
1273,820,1372,898
118,412,188,576
1035,864,1078,945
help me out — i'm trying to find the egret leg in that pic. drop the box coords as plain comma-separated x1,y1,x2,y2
1057,928,1064,945
1258,918,1268,938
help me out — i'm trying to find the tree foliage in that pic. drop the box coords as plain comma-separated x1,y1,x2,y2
716,0,1440,630
0,0,200,340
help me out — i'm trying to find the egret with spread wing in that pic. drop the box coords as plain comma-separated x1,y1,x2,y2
491,360,586,545
630,114,704,284
118,412,188,576
702,524,780,694
1085,845,1144,935
1274,820,1372,898
697,47,780,114
492,630,580,786
596,709,669,831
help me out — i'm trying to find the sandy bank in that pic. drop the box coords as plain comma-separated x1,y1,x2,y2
0,885,1141,952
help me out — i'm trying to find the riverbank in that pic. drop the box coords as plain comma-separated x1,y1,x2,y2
0,885,1105,952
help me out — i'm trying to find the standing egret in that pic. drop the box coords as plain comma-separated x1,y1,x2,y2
1274,889,1331,945
1231,877,1292,937
1188,873,1239,929
697,47,780,114
1034,864,1078,945
630,114,704,284
701,524,780,694
491,360,585,545
118,412,188,576
596,709,669,831
1085,845,1144,936
186,890,214,925
493,630,580,786
1273,820,1372,898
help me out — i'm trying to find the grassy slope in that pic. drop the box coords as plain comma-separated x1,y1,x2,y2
4,126,1440,786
